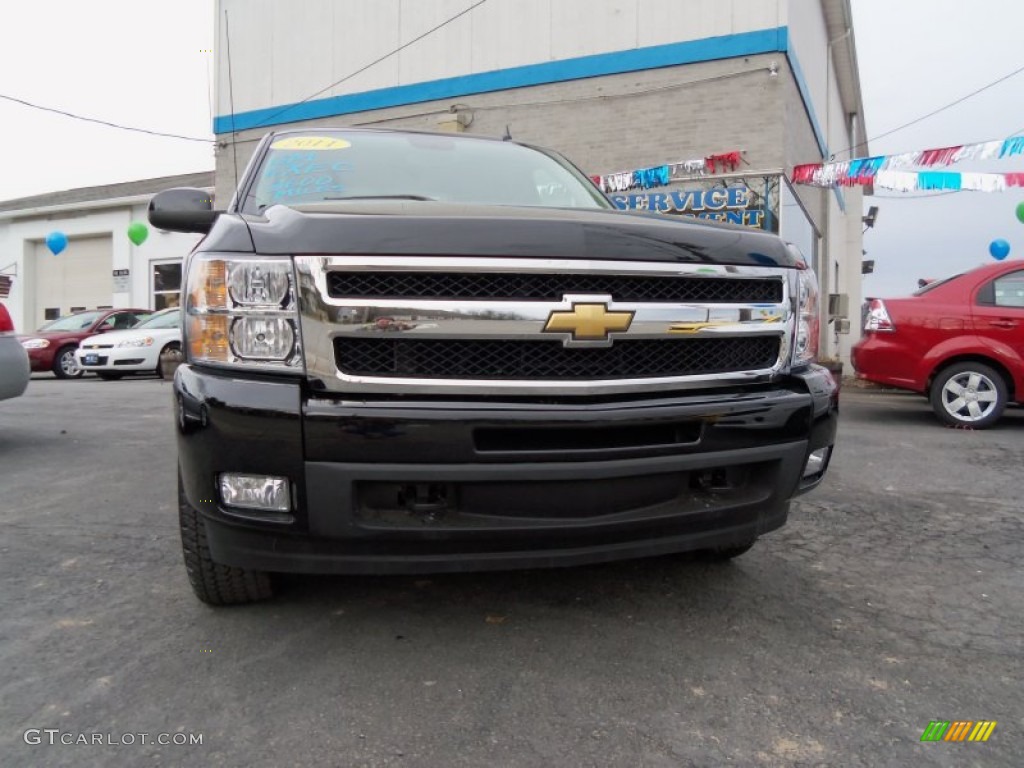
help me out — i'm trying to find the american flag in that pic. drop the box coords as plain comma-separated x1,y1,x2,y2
0,274,12,298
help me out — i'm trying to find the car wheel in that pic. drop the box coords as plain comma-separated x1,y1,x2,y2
156,343,181,379
97,372,124,381
705,541,756,560
178,473,273,605
53,346,84,379
930,362,1007,429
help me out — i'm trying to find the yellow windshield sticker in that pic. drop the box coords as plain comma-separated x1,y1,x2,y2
270,136,351,151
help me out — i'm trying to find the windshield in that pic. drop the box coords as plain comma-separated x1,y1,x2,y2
135,309,181,329
241,131,610,214
38,310,105,331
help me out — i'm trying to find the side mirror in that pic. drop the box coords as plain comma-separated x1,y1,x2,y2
149,188,221,234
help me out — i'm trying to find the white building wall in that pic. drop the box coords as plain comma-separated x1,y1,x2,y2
215,0,786,116
0,205,202,333
783,0,831,146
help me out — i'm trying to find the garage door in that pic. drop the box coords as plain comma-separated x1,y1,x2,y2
33,235,113,328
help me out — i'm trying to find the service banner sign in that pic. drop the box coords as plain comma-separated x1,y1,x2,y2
609,176,781,233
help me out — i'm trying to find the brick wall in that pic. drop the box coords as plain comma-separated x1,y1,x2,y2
214,54,795,204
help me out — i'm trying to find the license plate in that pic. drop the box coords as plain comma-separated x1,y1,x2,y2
84,354,99,365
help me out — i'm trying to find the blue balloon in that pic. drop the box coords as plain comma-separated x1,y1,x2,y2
989,238,1010,261
45,231,68,256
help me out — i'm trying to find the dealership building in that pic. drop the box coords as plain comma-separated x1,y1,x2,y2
210,0,868,366
0,172,212,332
1,0,869,367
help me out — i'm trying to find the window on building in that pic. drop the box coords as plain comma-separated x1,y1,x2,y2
153,261,182,310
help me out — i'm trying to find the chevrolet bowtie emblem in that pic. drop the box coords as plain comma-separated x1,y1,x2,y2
543,302,634,341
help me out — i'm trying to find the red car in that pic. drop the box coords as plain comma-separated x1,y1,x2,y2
18,308,152,379
852,260,1024,428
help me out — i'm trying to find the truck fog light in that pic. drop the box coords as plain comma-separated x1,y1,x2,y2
229,317,295,360
219,473,291,512
802,447,831,478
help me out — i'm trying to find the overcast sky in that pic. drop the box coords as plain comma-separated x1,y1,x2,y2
1,0,1022,298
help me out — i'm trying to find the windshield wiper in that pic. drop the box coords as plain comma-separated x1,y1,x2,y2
322,195,436,201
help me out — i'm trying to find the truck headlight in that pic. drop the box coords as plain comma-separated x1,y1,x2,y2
185,255,302,371
792,268,819,367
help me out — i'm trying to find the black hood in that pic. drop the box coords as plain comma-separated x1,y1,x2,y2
201,201,799,268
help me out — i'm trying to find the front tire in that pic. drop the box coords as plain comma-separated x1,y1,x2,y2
52,346,84,379
156,343,181,379
930,362,1007,429
178,474,273,605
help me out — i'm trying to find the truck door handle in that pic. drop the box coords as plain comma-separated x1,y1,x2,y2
988,319,1018,328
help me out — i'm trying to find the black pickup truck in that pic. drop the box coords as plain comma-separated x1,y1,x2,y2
151,128,837,605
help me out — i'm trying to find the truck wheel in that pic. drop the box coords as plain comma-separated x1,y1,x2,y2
930,362,1007,429
53,346,84,379
178,475,273,605
706,542,756,560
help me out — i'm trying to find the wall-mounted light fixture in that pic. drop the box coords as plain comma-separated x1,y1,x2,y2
862,206,879,232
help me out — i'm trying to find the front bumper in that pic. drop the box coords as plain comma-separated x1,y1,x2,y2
75,346,157,372
175,365,838,574
25,347,55,372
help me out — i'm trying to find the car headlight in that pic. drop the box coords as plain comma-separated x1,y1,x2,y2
117,337,154,348
185,255,302,371
21,338,50,349
792,267,820,367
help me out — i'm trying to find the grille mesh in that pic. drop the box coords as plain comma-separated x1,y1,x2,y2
335,336,781,380
328,272,783,304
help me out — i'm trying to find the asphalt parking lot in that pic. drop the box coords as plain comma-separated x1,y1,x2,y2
1,375,1021,767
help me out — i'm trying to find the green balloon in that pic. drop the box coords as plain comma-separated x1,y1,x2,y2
127,221,149,246
1016,201,1024,224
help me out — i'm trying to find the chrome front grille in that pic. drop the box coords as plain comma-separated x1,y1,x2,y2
296,256,794,396
327,271,783,303
334,337,781,379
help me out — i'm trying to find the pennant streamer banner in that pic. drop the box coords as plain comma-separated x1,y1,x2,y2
793,135,1024,192
593,151,743,193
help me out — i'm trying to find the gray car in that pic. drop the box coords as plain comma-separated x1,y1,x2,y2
0,302,30,401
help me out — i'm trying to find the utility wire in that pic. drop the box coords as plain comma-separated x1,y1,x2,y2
0,92,214,143
247,0,489,131
839,62,1024,157
225,9,240,192
0,1,489,143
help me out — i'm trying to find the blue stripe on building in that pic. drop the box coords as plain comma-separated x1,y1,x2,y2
214,27,789,134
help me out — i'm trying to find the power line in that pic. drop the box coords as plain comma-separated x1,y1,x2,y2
247,0,490,131
835,63,1024,159
0,92,214,143
839,61,1024,157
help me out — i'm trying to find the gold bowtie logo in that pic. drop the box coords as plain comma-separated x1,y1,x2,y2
543,302,634,341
